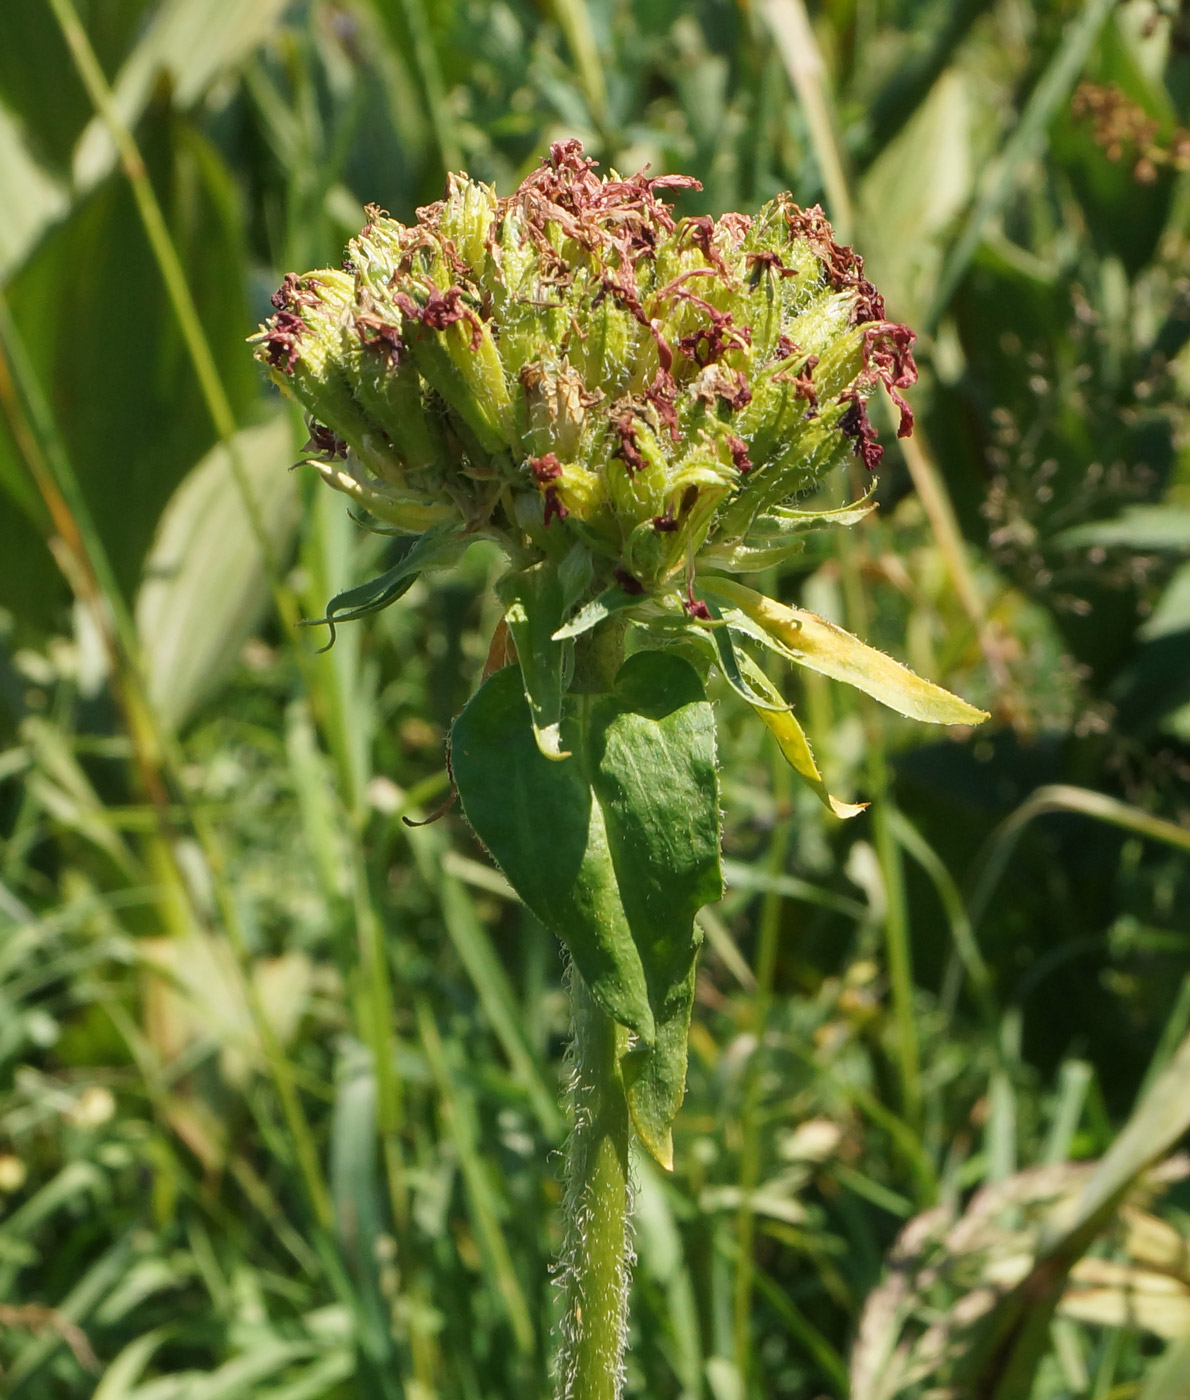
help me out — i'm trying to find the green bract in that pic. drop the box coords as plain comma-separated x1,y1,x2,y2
252,140,987,1167
258,141,914,565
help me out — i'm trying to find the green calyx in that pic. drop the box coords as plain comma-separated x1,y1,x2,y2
251,139,916,598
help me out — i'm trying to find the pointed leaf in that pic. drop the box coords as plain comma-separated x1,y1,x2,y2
586,652,722,1165
701,576,989,725
304,523,466,650
451,652,722,1166
450,665,654,1039
700,600,790,712
498,562,570,759
734,650,867,818
135,415,300,728
552,585,643,642
699,486,878,570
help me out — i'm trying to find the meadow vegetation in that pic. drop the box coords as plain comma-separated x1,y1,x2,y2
1,1,1190,1397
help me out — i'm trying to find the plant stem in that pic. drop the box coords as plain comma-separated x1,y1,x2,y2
556,968,633,1400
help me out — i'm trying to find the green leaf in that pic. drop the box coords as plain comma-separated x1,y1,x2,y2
699,485,877,571
952,1027,1190,1399
450,651,722,1165
701,576,989,726
135,415,300,729
91,1328,171,1400
586,653,721,1166
733,650,867,819
303,523,467,651
0,99,67,281
498,561,570,759
1058,506,1190,552
451,664,654,1040
71,0,293,193
552,584,643,641
697,600,789,713
1139,1338,1190,1400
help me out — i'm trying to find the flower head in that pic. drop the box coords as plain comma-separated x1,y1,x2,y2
254,140,915,586
252,141,984,806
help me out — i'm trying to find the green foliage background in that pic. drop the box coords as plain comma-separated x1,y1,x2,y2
1,0,1189,1396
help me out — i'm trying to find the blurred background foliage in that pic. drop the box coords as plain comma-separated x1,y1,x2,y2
1,0,1190,1396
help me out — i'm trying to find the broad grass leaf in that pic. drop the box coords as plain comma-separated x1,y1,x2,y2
330,1046,394,1368
857,68,974,324
1059,1257,1190,1338
701,576,988,725
135,415,299,731
950,1029,1190,1399
1139,1337,1190,1400
2,107,258,631
71,0,292,191
91,1328,171,1400
0,100,68,282
1058,506,1190,552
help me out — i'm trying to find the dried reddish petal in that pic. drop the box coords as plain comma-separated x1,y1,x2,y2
307,420,348,458
775,352,820,408
394,284,484,350
683,584,711,620
543,486,569,527
355,313,404,366
839,391,883,471
726,434,753,474
746,249,798,282
862,323,917,437
692,363,752,411
529,452,564,483
263,310,306,373
676,309,752,366
682,215,732,276
611,412,646,475
785,202,886,325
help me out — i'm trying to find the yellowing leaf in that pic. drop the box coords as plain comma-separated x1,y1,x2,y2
733,651,867,818
701,577,989,726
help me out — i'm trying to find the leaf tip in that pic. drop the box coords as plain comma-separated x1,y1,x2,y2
535,722,571,760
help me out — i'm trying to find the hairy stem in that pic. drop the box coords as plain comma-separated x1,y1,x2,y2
556,967,633,1400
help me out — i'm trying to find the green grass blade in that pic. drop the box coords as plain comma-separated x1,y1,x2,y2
925,0,1119,331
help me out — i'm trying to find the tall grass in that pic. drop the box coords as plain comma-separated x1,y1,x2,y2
1,1,1189,1397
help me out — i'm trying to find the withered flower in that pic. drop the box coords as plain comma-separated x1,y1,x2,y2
252,141,984,809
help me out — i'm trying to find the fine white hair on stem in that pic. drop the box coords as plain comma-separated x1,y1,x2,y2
552,956,636,1400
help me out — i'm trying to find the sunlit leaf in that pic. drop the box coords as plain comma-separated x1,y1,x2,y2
701,576,989,725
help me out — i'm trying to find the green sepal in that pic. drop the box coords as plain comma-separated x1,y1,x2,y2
302,525,467,651
552,585,643,641
699,484,878,571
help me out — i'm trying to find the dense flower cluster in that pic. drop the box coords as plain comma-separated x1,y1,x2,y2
252,140,916,608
